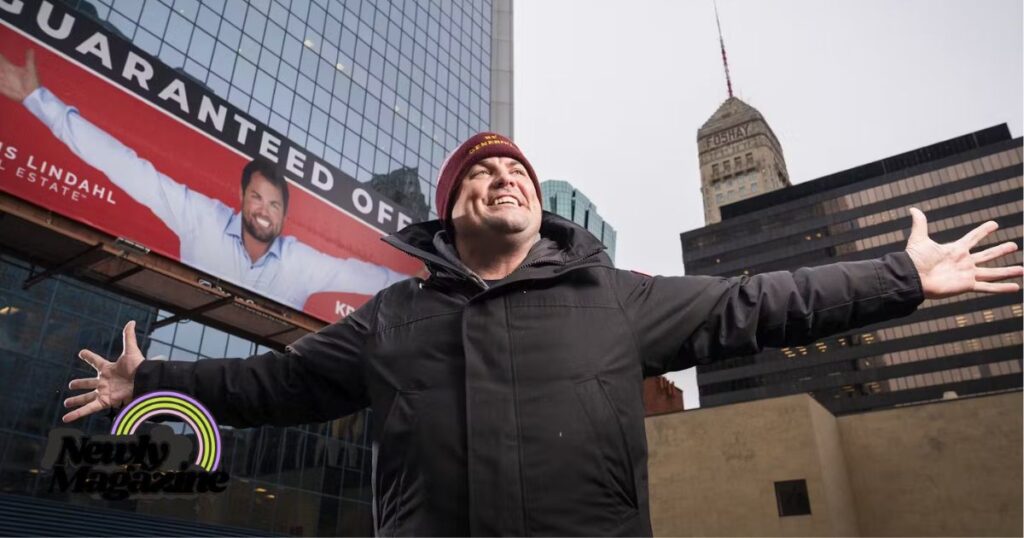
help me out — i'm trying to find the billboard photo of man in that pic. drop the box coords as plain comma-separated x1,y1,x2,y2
0,50,411,311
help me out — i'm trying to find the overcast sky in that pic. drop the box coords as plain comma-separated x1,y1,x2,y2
512,0,1022,407
514,0,1023,277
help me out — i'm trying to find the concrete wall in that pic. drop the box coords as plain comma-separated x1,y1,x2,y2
808,400,859,536
645,392,1022,537
838,392,1022,537
646,395,854,536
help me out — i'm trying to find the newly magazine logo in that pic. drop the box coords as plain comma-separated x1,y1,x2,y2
41,391,229,500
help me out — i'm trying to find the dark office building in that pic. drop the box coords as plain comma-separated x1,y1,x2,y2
0,0,511,535
680,125,1023,414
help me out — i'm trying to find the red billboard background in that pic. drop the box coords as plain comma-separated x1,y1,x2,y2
0,26,422,323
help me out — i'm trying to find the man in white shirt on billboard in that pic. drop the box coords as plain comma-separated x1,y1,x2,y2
0,50,409,311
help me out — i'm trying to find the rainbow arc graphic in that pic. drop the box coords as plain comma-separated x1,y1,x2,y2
111,391,221,472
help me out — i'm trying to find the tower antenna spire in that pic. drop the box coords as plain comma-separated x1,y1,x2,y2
713,0,734,98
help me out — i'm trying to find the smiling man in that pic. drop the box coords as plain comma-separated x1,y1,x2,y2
64,131,1024,536
0,50,408,310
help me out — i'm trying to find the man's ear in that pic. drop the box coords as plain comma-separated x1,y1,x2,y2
447,183,462,218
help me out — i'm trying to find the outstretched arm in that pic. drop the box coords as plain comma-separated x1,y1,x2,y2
618,251,924,376
619,207,1022,377
64,296,378,428
297,242,412,297
0,49,216,235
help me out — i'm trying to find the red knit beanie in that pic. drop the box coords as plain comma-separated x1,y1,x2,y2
435,132,540,222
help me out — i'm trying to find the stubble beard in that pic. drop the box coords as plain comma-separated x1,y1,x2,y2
243,213,280,243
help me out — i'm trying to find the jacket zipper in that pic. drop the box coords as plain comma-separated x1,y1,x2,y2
470,248,607,299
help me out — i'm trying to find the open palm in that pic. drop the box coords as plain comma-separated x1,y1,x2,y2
905,207,1023,299
63,321,145,423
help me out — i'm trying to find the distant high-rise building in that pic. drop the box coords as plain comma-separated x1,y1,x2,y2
697,97,791,224
680,125,1023,414
698,4,790,225
489,0,514,137
540,180,617,263
370,166,430,223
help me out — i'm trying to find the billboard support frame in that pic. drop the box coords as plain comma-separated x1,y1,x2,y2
0,191,326,349
22,242,108,289
151,295,236,330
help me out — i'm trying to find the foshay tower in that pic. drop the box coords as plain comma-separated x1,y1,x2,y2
697,4,791,224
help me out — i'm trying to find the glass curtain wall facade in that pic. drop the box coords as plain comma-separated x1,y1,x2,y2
74,0,494,218
541,179,618,262
679,126,1023,414
0,0,498,534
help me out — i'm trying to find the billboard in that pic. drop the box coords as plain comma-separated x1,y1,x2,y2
0,1,423,323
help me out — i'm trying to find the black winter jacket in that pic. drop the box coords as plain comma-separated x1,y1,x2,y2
133,212,924,536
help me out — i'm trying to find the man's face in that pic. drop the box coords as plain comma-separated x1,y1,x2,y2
450,156,541,239
241,172,286,243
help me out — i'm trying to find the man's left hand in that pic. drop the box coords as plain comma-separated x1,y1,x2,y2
905,207,1024,299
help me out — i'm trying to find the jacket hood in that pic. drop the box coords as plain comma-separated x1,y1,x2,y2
382,211,611,282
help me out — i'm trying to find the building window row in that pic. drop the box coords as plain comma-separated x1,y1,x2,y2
711,152,756,180
777,300,1022,361
887,365,984,392
874,331,1021,392
714,172,760,191
700,174,1020,266
875,304,1021,344
926,202,1022,234
834,204,1022,257
839,175,1024,231
879,331,1022,370
702,172,1018,267
832,148,1022,214
721,222,1020,284
885,346,1021,393
820,151,1020,232
987,359,1024,377
833,229,907,255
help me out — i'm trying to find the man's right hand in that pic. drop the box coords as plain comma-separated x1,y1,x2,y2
0,49,39,102
63,320,145,423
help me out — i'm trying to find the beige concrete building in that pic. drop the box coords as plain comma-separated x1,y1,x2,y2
646,392,1022,537
697,97,792,224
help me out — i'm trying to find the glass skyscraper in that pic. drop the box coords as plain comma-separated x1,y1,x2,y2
541,179,617,262
0,0,510,534
70,0,504,218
